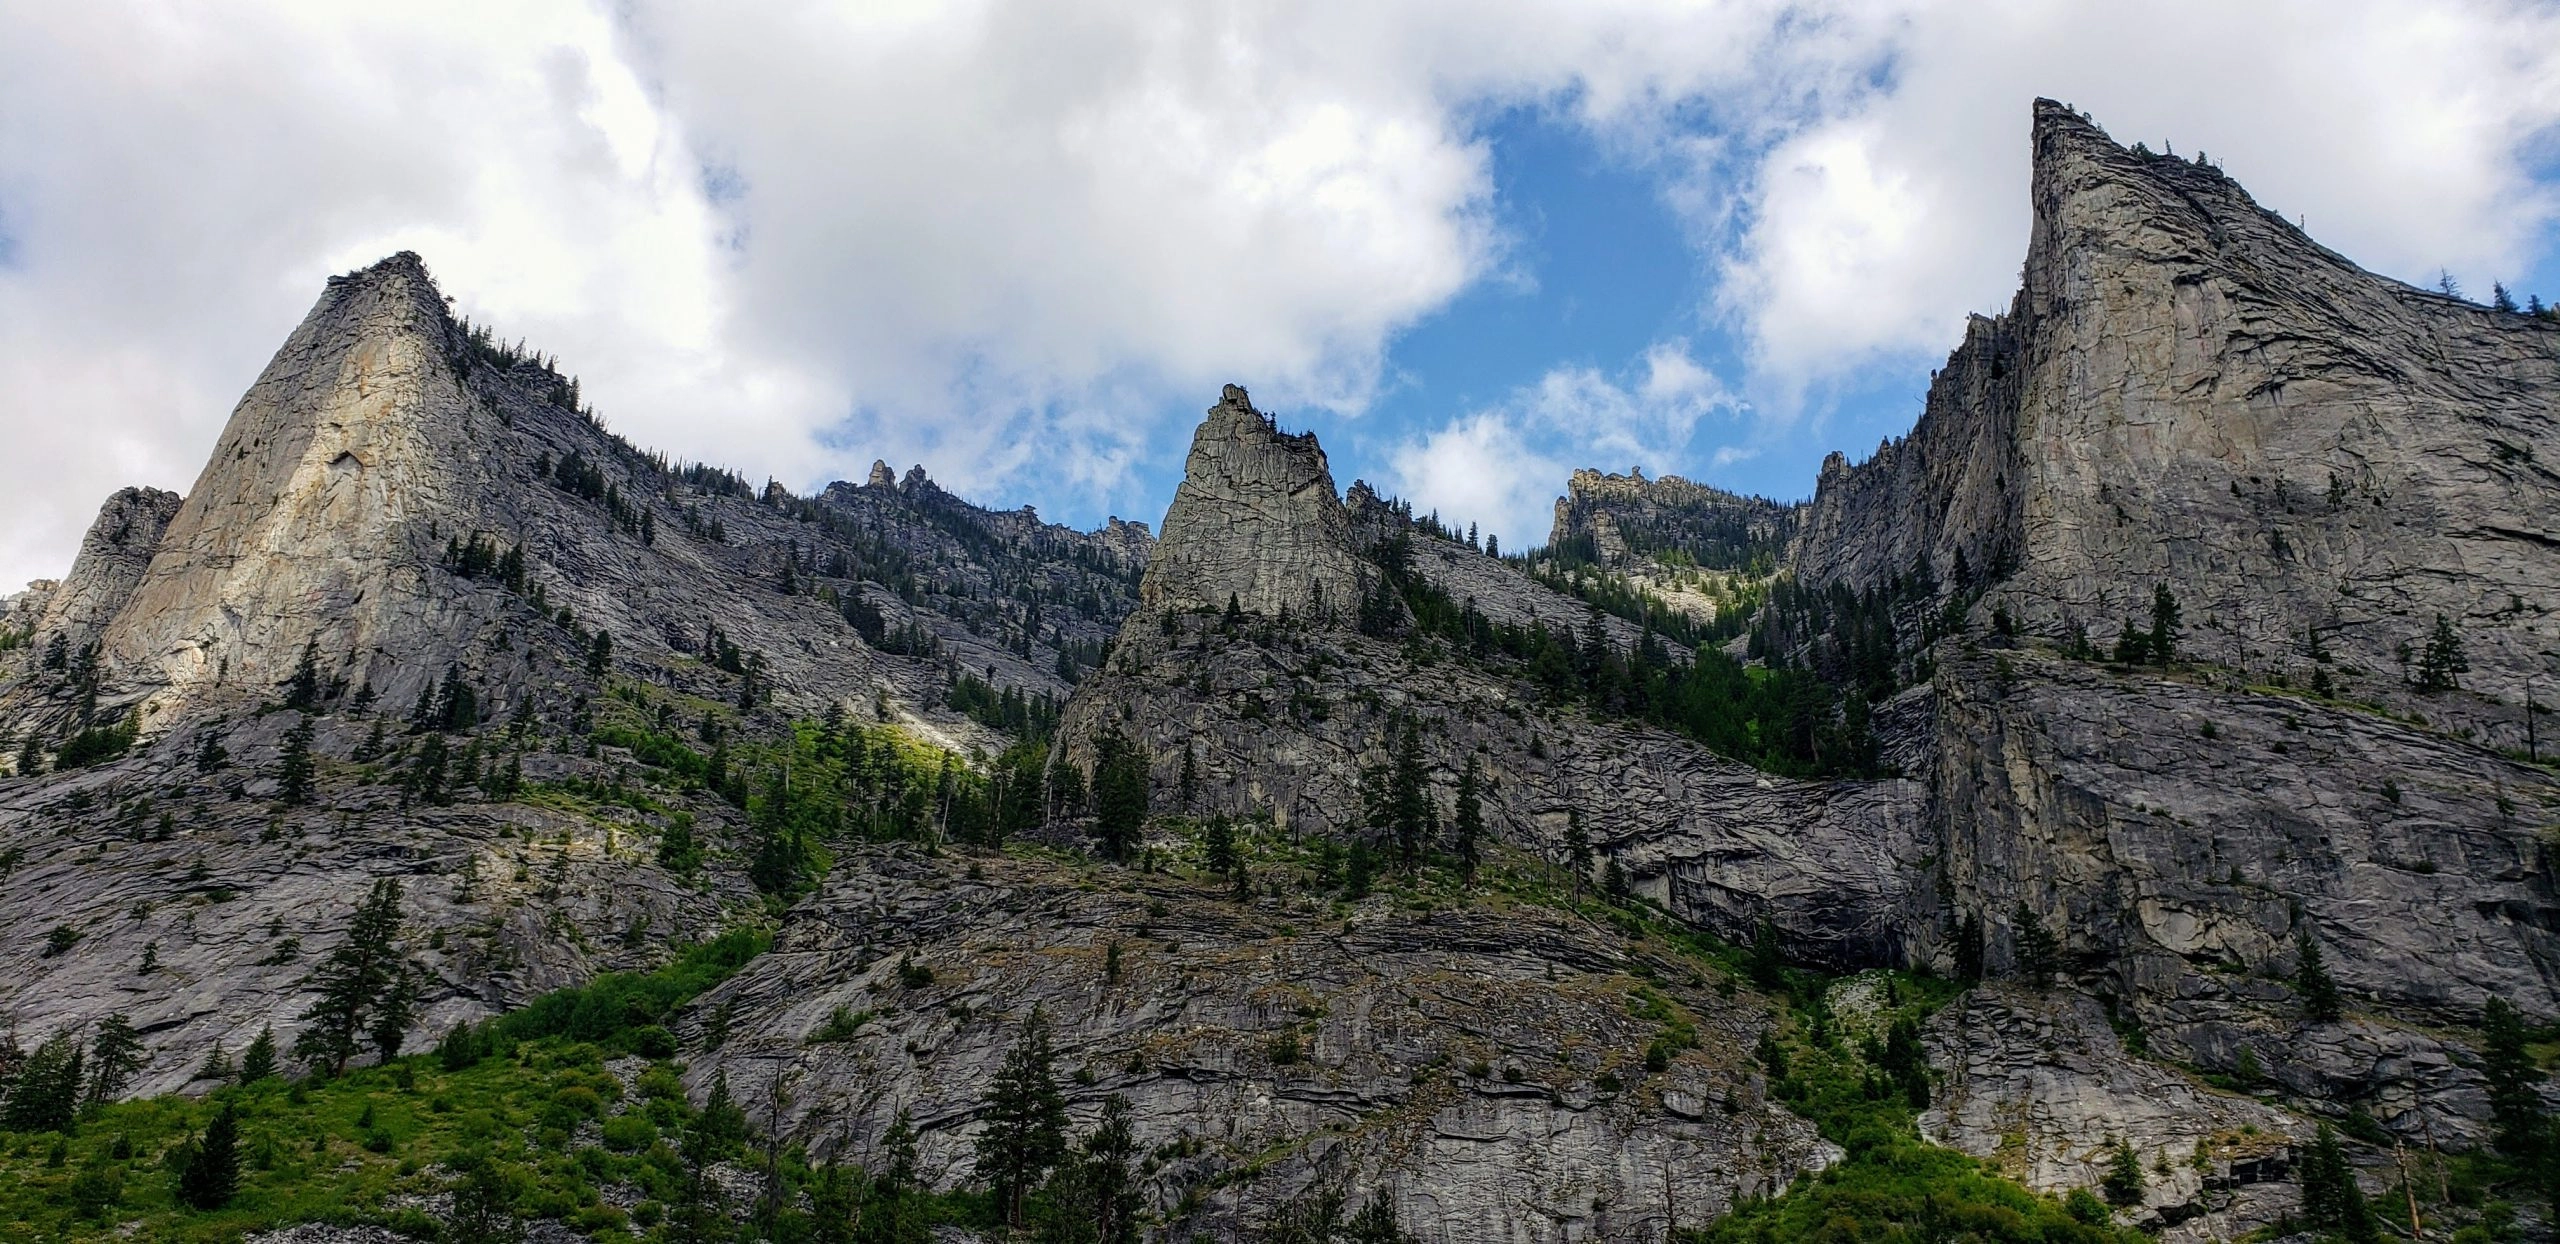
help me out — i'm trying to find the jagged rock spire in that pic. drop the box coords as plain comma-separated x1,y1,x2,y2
1138,384,1365,620
93,252,500,721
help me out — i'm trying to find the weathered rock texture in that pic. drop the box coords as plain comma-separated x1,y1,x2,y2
1067,483,1927,968
1795,100,2560,743
1548,469,1794,574
1919,984,2310,1242
690,846,1832,1243
34,486,183,651
1138,385,1368,621
0,252,1151,1095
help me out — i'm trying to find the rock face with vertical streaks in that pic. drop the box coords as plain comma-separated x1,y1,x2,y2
1138,385,1367,622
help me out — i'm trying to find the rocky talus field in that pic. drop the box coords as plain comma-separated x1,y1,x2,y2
1,99,2557,1244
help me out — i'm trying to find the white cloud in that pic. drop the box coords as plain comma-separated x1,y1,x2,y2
1384,411,1567,554
1385,340,1744,547
1716,0,2560,392
1,0,2556,590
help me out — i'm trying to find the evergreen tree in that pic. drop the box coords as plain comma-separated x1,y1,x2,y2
2297,1123,2378,1242
1746,919,1787,992
1346,1189,1409,1244
1389,717,1428,870
277,713,317,806
1201,813,1238,876
2148,583,2181,664
447,1150,523,1242
2013,902,2060,984
2294,925,2341,1023
409,733,449,805
1178,742,1198,811
2102,1136,2145,1206
1564,809,1591,905
294,878,413,1075
83,1013,144,1110
369,961,422,1061
175,1101,242,1210
975,1010,1069,1228
0,1034,83,1132
2416,613,2468,692
1089,730,1148,863
857,1110,930,1244
1954,911,1985,984
1452,755,1484,883
1033,1094,1141,1244
2483,996,2542,1162
587,629,614,679
237,1025,278,1084
284,641,322,711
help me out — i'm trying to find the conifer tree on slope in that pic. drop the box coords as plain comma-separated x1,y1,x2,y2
976,1009,1069,1228
294,878,415,1075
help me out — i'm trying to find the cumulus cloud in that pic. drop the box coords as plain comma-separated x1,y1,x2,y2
1,0,2555,590
1716,0,2560,390
1384,340,1745,547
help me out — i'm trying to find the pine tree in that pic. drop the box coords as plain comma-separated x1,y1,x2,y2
176,1101,242,1210
856,1109,930,1244
369,961,422,1062
83,1013,144,1110
1564,808,1591,906
2148,583,2181,664
975,1010,1069,1228
2483,996,2542,1162
447,1150,523,1242
2416,613,2468,692
1452,755,1484,883
2294,925,2341,1023
1954,911,1985,983
278,713,317,806
1389,717,1428,870
2298,1123,2378,1242
294,878,412,1075
1089,730,1148,863
1178,742,1198,811
587,629,614,679
2013,902,2060,984
2102,1136,2145,1206
0,1034,83,1132
237,1025,278,1084
1347,1189,1409,1244
1202,813,1238,876
1033,1093,1142,1244
284,641,322,710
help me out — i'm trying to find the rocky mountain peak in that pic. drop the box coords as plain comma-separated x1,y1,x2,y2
1136,384,1366,620
866,458,897,488
75,251,502,725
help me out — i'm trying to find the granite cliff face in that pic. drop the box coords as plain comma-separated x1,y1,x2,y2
34,487,184,656
0,253,1150,1096
691,847,1832,1242
1138,385,1368,621
1055,97,2560,1224
1549,469,1794,575
1796,101,2560,742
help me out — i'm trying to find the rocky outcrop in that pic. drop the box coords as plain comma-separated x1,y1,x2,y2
1796,101,2560,744
33,486,183,651
0,706,758,1097
1548,470,1796,574
689,846,1833,1243
1920,984,2310,1241
0,252,1150,1099
1138,385,1368,621
1065,431,1928,966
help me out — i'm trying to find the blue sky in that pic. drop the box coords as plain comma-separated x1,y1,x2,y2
6,2,2560,586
